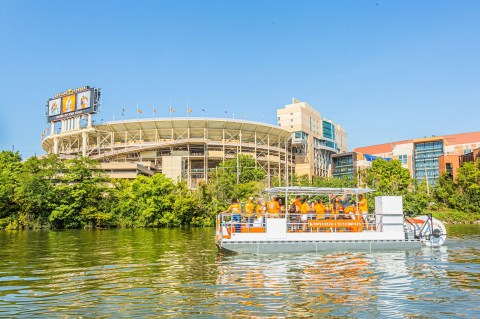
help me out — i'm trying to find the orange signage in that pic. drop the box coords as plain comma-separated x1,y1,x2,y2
308,219,363,232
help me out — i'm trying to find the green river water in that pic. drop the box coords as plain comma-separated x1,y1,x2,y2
0,225,479,318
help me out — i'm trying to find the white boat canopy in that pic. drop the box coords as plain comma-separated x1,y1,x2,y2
263,186,375,196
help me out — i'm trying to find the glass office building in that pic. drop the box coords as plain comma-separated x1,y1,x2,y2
413,138,444,184
332,152,355,178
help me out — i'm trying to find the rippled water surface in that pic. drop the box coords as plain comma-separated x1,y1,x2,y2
0,225,479,318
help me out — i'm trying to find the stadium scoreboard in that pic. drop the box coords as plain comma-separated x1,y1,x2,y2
46,86,101,123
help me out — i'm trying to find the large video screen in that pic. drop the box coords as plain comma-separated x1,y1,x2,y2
76,90,91,110
62,94,76,113
48,98,61,116
46,87,99,122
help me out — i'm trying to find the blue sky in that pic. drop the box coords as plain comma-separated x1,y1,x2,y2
0,0,478,157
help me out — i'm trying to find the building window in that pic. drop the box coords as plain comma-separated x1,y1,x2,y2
398,154,407,165
446,163,453,177
322,121,335,140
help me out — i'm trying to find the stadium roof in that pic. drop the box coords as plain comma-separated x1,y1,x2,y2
94,117,292,141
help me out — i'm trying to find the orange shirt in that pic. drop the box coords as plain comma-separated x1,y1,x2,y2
300,203,309,214
314,203,326,219
245,201,254,217
267,200,280,214
314,203,326,212
228,203,242,214
256,204,264,217
295,199,301,212
358,198,368,213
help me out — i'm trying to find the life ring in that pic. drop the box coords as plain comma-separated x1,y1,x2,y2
405,215,447,247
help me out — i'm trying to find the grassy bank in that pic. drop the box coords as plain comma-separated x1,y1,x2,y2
428,208,480,224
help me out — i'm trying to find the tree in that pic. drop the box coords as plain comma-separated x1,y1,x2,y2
403,179,431,215
49,157,113,229
208,155,265,203
0,151,22,228
454,162,480,213
14,155,63,228
364,159,411,195
113,174,177,227
434,172,458,209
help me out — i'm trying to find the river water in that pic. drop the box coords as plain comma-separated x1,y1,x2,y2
0,225,479,318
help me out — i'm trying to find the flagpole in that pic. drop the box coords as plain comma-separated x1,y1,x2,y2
187,99,189,117
169,100,172,117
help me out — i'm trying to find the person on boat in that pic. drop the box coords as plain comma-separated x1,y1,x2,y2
341,192,358,220
344,204,358,220
358,194,369,228
294,195,302,213
308,199,316,221
278,198,286,217
314,199,327,220
336,196,345,218
267,196,280,218
300,198,310,231
245,196,255,227
256,198,265,226
328,194,339,219
222,198,242,232
288,198,297,214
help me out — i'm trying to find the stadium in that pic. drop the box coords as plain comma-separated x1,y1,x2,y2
41,117,293,188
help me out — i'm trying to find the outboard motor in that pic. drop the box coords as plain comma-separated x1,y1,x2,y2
404,215,447,247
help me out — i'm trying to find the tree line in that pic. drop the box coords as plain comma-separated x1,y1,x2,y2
0,150,478,229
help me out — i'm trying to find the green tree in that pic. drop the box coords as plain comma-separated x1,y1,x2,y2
364,159,411,195
208,154,265,203
403,179,431,215
0,151,22,228
434,172,458,209
193,181,221,226
113,174,177,227
455,162,480,213
49,157,113,229
14,155,63,228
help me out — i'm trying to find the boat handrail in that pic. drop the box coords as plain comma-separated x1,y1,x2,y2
216,211,385,235
263,186,375,196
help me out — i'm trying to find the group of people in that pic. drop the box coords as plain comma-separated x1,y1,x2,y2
222,193,369,229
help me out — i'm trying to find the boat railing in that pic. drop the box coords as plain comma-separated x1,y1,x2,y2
216,212,385,238
216,213,268,239
286,213,380,233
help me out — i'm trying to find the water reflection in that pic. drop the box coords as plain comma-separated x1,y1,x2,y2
0,226,479,318
214,228,479,318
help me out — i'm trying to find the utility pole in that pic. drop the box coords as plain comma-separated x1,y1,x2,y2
424,158,430,195
236,149,240,185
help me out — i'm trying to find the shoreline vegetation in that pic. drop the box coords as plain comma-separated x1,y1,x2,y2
0,151,479,230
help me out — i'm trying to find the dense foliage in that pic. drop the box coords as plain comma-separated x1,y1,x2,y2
360,158,480,223
0,152,269,229
0,150,478,229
